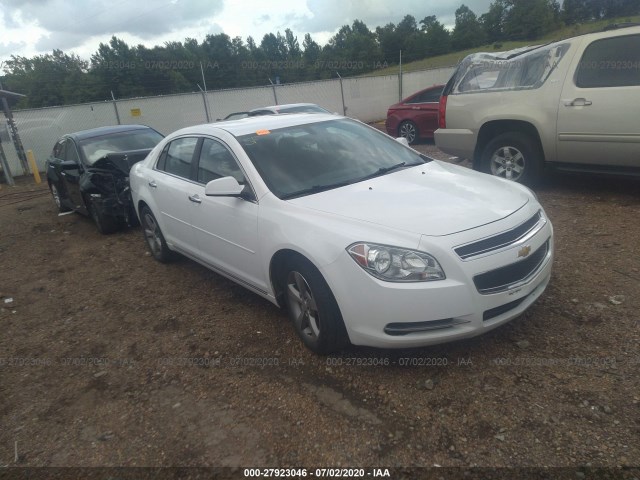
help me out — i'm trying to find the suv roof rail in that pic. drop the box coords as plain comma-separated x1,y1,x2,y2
602,22,640,31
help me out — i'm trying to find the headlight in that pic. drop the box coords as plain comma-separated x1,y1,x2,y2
347,242,446,282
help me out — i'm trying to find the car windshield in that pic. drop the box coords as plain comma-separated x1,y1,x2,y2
451,42,570,93
237,118,429,199
80,129,163,164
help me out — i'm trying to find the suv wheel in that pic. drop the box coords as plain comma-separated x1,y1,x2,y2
480,132,542,185
398,120,419,145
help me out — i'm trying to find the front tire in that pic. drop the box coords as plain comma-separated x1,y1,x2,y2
398,120,419,145
49,183,70,213
479,132,542,185
283,257,349,354
140,206,173,262
87,199,121,234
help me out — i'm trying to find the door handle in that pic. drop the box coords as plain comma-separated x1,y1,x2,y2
148,180,157,188
188,194,202,204
564,98,592,107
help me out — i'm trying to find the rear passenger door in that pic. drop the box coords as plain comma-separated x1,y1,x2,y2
557,33,640,167
149,136,200,254
410,87,443,138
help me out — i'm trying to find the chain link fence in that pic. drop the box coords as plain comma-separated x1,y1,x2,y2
4,66,454,176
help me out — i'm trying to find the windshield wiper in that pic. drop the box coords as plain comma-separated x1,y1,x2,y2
281,180,354,200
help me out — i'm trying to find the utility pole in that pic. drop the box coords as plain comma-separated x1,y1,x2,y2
398,50,403,102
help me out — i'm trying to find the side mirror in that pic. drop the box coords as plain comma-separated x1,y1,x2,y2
204,176,245,197
395,137,410,147
61,160,80,170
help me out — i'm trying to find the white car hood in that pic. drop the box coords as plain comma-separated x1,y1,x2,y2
288,161,530,237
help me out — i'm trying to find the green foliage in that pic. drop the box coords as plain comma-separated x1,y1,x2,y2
2,1,638,108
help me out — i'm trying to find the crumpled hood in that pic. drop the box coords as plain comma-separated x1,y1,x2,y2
288,161,530,237
90,148,153,174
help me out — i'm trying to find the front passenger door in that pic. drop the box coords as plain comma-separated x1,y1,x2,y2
189,138,265,292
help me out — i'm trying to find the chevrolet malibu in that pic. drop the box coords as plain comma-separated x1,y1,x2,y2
130,114,553,354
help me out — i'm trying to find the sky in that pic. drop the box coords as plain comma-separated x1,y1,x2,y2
0,0,494,65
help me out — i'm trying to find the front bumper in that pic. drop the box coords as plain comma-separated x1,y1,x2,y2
321,207,553,349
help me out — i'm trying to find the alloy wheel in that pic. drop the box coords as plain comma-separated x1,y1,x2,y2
143,212,163,257
490,146,525,181
287,270,320,341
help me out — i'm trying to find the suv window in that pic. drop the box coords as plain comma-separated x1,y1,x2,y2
576,34,640,88
197,138,245,184
159,137,198,179
452,43,570,94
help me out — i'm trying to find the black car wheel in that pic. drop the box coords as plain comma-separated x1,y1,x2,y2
49,183,70,213
398,120,419,145
140,206,173,262
480,132,542,186
87,199,121,234
283,256,349,354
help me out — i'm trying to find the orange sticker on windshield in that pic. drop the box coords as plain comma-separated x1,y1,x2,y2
256,129,271,135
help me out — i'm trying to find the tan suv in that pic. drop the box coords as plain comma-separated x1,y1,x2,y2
434,24,640,185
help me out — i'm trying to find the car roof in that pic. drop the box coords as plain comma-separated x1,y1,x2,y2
249,103,323,113
174,113,342,137
67,124,153,141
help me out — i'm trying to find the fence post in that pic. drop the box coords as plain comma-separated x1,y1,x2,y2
268,78,278,105
110,91,121,125
336,72,347,116
0,138,15,186
398,50,403,102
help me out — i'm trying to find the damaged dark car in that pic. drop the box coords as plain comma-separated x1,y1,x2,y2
45,125,164,234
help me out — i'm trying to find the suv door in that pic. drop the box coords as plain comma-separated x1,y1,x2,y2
188,137,265,292
557,33,640,167
148,136,200,254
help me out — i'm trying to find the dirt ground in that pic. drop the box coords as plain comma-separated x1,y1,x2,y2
0,136,639,474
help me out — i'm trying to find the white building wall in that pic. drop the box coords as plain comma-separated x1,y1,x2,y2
6,67,455,174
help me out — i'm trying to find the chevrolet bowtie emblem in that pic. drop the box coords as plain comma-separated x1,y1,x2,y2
518,245,532,258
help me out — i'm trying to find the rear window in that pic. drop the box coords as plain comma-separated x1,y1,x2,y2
450,43,570,94
575,34,640,88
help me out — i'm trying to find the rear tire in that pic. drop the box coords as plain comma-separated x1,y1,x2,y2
398,120,419,145
479,132,542,186
140,206,173,262
283,256,349,354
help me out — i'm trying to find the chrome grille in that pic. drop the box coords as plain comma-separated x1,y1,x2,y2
455,211,543,260
473,240,550,294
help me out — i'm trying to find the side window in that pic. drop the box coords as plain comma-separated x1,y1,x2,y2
53,139,66,159
159,137,198,179
64,140,80,163
576,34,640,88
197,138,245,184
421,88,443,103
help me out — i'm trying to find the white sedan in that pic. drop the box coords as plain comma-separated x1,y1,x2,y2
130,113,553,354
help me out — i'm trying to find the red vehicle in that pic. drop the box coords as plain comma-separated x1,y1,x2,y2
385,84,444,144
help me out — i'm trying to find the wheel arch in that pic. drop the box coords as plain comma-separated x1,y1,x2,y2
474,120,545,168
269,248,322,309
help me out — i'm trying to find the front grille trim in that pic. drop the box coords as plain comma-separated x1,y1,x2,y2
473,239,550,295
455,211,543,260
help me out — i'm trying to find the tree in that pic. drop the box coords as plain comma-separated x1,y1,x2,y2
503,0,561,40
480,0,509,43
451,5,487,50
419,15,452,56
